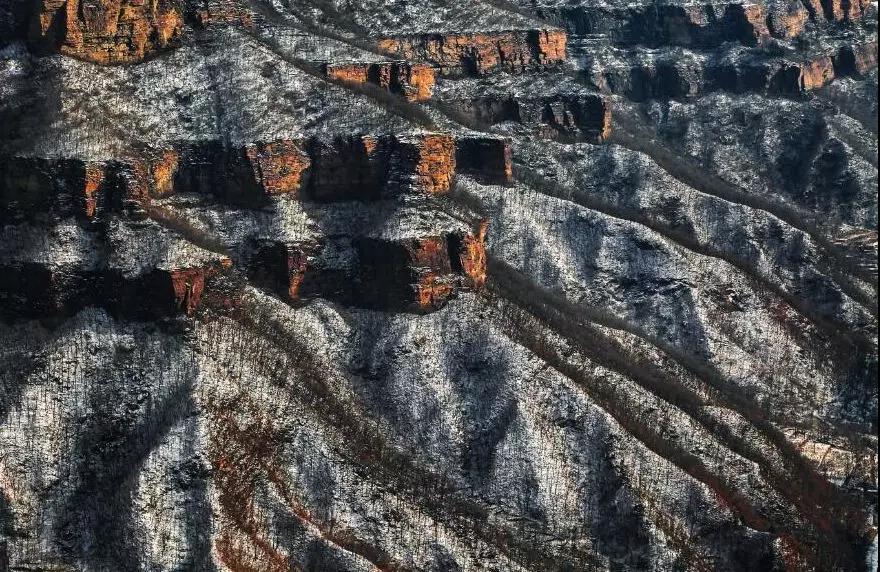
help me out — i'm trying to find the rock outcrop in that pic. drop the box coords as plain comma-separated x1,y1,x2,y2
324,61,436,101
0,134,462,216
28,0,184,63
245,221,487,312
455,136,513,185
248,239,321,302
450,219,488,289
0,157,110,219
105,261,230,317
391,134,457,195
377,29,567,75
835,40,879,76
351,227,486,312
585,40,877,100
441,88,613,141
190,0,252,28
0,255,231,318
530,0,872,46
539,94,613,140
243,140,312,197
0,0,876,570
306,135,385,202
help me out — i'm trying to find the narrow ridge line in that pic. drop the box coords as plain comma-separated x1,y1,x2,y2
484,259,868,570
509,163,878,352
204,296,607,572
609,116,880,297
231,11,435,129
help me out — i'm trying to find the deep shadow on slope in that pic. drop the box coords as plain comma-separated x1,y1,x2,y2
50,336,206,570
485,257,872,571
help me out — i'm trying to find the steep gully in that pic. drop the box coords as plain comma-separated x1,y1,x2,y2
1,0,877,568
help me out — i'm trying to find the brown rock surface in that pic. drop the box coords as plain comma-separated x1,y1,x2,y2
408,237,457,311
452,220,488,290
29,0,184,64
404,63,437,101
324,61,436,101
119,149,183,203
377,29,567,75
249,240,321,302
245,140,311,197
393,134,456,195
799,55,836,90
414,134,456,195
80,163,106,218
324,62,370,84
168,267,207,315
149,149,179,198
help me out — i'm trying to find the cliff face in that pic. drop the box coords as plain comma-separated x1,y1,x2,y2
377,29,568,75
29,0,183,63
324,61,436,101
0,0,877,570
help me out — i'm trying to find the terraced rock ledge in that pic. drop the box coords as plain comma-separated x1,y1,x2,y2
0,0,876,570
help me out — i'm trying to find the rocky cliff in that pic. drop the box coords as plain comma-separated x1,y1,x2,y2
28,0,184,63
0,0,877,570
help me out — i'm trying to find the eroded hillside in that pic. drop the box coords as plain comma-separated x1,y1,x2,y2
0,0,877,570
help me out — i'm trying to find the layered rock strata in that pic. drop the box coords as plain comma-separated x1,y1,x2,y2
0,134,463,216
0,0,876,569
377,29,568,75
28,0,184,63
0,220,232,319
253,224,489,312
585,38,878,100
323,61,436,101
524,0,873,47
